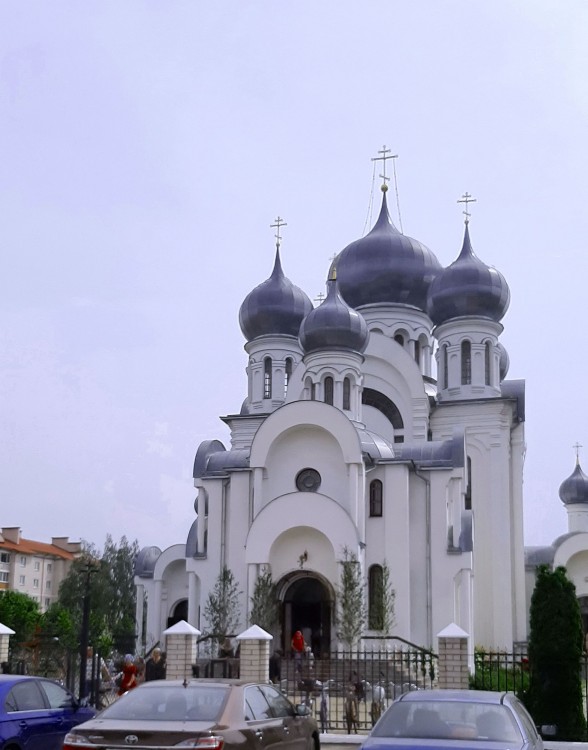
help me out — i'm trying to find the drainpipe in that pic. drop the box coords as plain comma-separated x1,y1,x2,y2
411,461,432,648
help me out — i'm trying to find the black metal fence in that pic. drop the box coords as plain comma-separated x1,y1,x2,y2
277,647,438,733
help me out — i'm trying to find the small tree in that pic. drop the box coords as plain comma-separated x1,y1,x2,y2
337,546,365,648
203,566,242,650
249,567,279,632
0,590,40,643
525,565,586,740
369,560,396,634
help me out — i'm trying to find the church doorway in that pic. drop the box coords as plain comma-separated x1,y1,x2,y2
281,576,332,657
167,599,188,629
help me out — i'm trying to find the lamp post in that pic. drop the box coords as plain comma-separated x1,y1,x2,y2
78,560,97,701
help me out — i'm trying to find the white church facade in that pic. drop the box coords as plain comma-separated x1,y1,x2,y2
135,180,529,653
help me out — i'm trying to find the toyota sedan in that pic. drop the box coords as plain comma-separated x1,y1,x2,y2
63,678,320,750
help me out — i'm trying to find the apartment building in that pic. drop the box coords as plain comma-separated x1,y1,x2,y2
0,527,82,612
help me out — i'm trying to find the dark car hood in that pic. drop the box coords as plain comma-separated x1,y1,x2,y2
362,739,522,750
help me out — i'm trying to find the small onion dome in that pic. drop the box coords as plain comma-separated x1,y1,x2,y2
559,461,588,505
239,247,312,341
497,342,510,381
299,274,369,355
427,222,510,326
335,189,442,311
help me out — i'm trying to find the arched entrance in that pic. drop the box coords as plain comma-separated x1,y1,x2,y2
167,599,188,629
281,576,332,657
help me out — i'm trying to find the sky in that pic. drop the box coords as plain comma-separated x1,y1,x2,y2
1,1,587,553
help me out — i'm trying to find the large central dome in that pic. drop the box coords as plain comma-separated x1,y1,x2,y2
335,189,442,311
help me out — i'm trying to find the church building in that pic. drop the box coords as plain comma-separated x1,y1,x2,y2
135,174,528,653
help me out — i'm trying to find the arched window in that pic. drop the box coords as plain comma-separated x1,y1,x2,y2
343,377,351,410
414,340,421,366
310,381,316,400
264,357,272,399
484,342,491,385
324,376,334,405
284,358,293,397
465,456,472,510
442,344,448,389
394,334,404,346
368,564,384,630
369,479,383,517
461,340,471,385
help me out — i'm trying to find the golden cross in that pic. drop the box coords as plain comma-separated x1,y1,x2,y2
457,192,477,223
270,216,287,248
372,145,398,191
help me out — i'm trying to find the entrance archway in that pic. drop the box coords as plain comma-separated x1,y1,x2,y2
281,576,332,657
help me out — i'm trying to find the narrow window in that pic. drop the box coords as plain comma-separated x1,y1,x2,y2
484,342,491,385
310,382,316,401
368,565,384,630
369,479,383,517
443,344,448,389
414,340,421,366
343,377,351,410
324,376,334,405
465,456,472,510
394,334,404,346
284,358,293,397
264,357,272,399
461,340,471,385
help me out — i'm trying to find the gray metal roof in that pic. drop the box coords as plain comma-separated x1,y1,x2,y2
134,545,162,578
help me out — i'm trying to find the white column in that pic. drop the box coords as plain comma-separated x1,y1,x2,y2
135,583,145,652
188,572,198,627
154,580,163,641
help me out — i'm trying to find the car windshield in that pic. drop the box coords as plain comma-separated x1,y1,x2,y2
373,701,523,742
100,685,229,722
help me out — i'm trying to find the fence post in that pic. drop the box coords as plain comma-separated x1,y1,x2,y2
163,620,201,681
436,623,469,689
236,624,272,683
0,623,15,672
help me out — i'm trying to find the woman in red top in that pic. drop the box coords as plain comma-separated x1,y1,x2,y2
117,654,138,696
291,630,305,656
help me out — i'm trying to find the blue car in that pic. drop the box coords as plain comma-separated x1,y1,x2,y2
0,674,95,749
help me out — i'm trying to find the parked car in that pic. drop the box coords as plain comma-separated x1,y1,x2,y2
361,689,543,750
0,674,95,750
63,678,320,750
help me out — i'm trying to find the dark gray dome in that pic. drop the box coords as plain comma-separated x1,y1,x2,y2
559,461,588,505
335,190,441,311
299,277,368,355
134,545,162,578
497,342,510,381
239,248,312,341
427,223,510,326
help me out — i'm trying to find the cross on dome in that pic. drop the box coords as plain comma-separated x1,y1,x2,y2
270,216,287,249
372,145,398,193
458,192,477,224
574,442,583,465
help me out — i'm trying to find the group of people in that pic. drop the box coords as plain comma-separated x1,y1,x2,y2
115,647,167,696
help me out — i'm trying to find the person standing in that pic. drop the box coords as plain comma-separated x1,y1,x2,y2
145,647,166,681
117,654,138,696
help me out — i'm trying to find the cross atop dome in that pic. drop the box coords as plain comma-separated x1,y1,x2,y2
574,442,583,465
458,192,477,224
270,216,287,249
372,145,397,193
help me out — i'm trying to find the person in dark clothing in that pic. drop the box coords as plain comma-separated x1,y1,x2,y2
145,648,166,681
269,649,282,684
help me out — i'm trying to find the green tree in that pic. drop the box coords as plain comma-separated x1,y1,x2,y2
336,546,365,648
525,565,586,740
369,559,396,634
249,567,279,632
0,590,40,643
203,566,242,648
57,535,139,653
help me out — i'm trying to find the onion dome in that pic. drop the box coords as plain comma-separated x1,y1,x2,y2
427,222,510,326
335,188,442,311
497,342,510,381
559,460,588,505
239,247,312,341
299,273,369,355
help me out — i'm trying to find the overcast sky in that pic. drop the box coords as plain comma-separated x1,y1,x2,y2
1,1,587,553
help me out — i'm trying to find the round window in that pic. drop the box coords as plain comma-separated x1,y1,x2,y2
296,468,321,492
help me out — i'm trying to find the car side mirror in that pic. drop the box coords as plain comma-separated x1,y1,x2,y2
296,704,311,717
540,724,557,737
